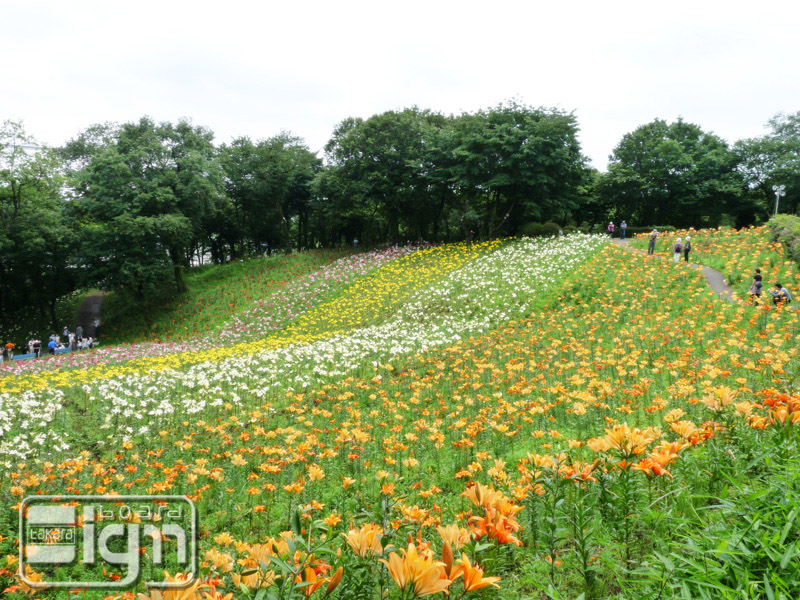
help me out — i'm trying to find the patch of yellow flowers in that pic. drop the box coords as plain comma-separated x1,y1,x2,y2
0,241,501,395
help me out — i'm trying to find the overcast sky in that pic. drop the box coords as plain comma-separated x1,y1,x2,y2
2,0,798,170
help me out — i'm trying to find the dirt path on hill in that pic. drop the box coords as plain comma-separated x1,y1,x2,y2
76,292,105,337
612,238,736,303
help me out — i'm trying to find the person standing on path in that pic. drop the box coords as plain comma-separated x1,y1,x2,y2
93,318,101,339
62,326,69,344
620,221,627,239
673,238,683,263
749,268,763,302
76,325,83,341
607,222,615,237
683,236,692,262
648,229,658,254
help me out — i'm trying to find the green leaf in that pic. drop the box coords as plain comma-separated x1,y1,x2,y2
654,551,674,572
779,509,797,544
291,507,302,537
268,554,297,575
780,543,796,569
764,574,775,600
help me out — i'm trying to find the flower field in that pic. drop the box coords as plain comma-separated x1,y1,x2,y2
631,226,800,300
2,230,800,600
0,246,408,379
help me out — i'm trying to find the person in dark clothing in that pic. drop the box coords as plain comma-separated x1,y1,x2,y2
647,229,658,254
749,268,763,302
683,236,692,262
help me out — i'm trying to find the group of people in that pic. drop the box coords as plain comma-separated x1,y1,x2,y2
671,236,692,263
607,221,628,238
750,268,792,306
42,326,97,355
1,326,98,362
644,229,692,263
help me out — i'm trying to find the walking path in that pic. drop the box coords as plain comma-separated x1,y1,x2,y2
76,291,105,337
613,239,736,303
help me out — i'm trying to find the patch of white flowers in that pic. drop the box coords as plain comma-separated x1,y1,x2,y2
0,235,606,467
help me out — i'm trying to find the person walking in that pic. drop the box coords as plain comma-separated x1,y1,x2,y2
620,221,628,240
607,222,615,237
749,268,763,302
62,326,70,344
683,236,692,262
76,325,83,340
673,237,683,263
647,229,658,254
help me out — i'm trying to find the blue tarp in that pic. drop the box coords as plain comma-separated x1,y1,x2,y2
11,353,37,361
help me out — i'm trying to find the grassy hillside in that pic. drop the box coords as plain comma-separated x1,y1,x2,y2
0,250,351,351
2,231,800,600
100,249,351,344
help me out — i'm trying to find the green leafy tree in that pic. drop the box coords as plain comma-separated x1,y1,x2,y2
0,121,71,330
322,108,434,244
221,134,319,255
449,102,588,236
599,118,757,227
735,111,800,215
70,117,226,293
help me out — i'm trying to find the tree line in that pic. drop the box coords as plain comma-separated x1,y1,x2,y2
1,104,799,324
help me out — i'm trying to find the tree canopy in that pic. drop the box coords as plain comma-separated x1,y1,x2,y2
597,118,762,227
735,111,800,215
0,120,69,328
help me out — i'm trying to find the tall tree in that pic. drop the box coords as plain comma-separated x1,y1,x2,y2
221,134,320,255
70,117,226,293
735,111,800,216
0,121,70,328
322,108,436,244
449,102,587,236
599,118,757,227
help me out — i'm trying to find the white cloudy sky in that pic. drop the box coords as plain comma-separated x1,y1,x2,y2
2,0,798,170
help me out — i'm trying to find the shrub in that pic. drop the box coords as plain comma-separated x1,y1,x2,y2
766,214,800,265
519,222,543,237
542,222,561,236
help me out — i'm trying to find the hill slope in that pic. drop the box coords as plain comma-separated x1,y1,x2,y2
2,231,800,600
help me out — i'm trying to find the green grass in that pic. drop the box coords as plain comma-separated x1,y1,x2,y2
99,249,350,344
